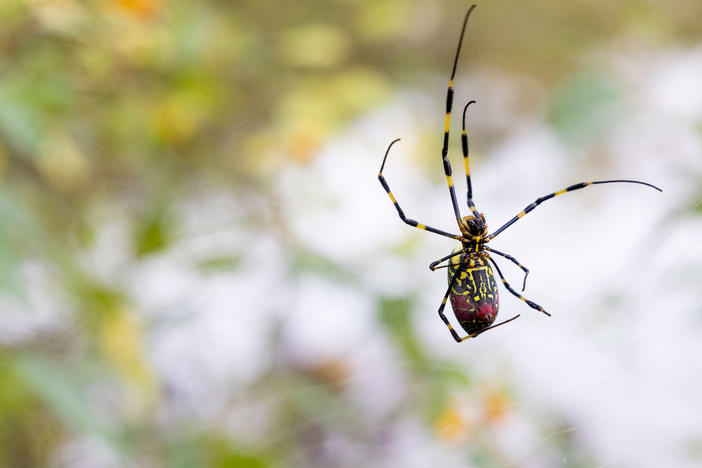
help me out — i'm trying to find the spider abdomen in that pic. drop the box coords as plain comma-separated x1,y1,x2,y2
448,249,500,335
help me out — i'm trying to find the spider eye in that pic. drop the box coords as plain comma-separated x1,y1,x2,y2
462,217,482,234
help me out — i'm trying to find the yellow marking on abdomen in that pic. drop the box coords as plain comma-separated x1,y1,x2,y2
555,189,567,196
388,192,396,203
445,113,451,132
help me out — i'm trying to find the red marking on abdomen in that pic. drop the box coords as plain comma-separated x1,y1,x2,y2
450,294,476,323
450,292,499,334
477,303,495,321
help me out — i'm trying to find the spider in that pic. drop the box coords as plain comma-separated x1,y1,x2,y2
377,4,662,343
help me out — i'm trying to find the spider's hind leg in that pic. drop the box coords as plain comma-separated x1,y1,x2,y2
438,263,467,343
429,249,465,271
488,255,550,316
484,246,529,291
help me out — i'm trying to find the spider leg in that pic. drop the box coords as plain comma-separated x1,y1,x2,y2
469,314,521,338
429,249,465,271
440,4,477,229
487,255,551,316
484,246,529,291
379,139,462,241
461,100,481,217
438,259,520,342
437,262,467,342
487,179,662,240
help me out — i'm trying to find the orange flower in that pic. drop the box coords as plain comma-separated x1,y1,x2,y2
116,0,161,17
435,406,467,443
483,387,511,424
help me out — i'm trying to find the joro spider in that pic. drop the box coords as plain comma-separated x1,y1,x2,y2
378,4,662,343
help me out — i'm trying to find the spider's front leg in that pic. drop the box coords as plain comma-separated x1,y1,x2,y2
379,139,462,241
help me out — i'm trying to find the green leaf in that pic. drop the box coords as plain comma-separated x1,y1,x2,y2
377,296,424,362
0,241,21,296
0,187,40,297
0,86,45,155
168,434,274,468
0,353,64,468
197,256,243,273
290,248,356,283
13,355,118,445
134,209,172,257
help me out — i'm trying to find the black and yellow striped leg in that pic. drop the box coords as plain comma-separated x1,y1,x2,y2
438,263,467,342
429,249,465,271
440,4,477,229
487,179,663,240
470,314,521,338
484,246,529,291
487,255,551,317
439,262,521,342
461,100,480,217
379,139,462,241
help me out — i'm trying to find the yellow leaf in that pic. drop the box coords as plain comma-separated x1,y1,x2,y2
36,132,90,191
277,24,350,68
99,308,158,413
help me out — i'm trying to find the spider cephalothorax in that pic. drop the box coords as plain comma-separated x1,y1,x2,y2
377,4,662,343
460,214,487,239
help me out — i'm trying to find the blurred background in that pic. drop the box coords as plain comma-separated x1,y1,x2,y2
1,0,701,467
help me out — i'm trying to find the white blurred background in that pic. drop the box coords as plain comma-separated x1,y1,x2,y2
1,1,701,467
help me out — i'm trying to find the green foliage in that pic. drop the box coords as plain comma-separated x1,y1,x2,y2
12,355,118,444
290,248,356,283
168,435,274,468
378,296,423,361
134,208,172,257
197,255,243,273
377,295,470,425
0,353,63,468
